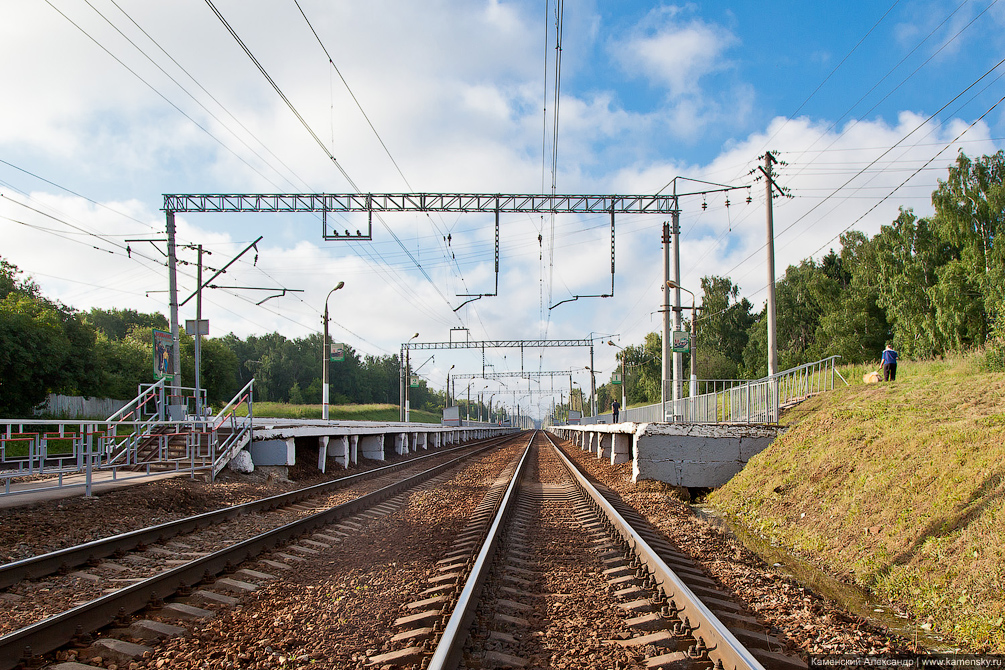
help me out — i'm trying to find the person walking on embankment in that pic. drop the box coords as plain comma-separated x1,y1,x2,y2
611,400,621,423
881,343,898,382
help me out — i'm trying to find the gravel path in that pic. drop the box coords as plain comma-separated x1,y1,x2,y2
53,440,529,670
2,433,923,669
555,437,915,658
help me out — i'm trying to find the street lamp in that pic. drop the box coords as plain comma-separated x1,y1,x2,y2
322,281,345,421
585,366,597,417
607,340,627,418
404,332,419,422
667,280,698,400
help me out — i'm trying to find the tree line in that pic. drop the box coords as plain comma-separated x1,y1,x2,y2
593,151,1005,411
0,260,446,416
3,151,1002,417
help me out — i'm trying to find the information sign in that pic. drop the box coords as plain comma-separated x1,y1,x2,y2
152,329,174,380
672,330,690,353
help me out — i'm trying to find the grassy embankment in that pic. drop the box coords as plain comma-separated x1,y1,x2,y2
710,355,1005,650
244,402,442,424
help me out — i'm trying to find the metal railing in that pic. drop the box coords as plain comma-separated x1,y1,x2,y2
210,379,255,479
0,380,255,495
579,356,841,425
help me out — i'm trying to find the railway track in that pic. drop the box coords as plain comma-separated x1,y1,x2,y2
0,429,814,669
371,431,806,669
0,432,522,669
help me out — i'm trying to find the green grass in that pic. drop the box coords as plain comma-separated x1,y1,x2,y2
239,402,443,424
711,353,1005,651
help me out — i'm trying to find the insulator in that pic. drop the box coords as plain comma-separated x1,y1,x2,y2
746,193,752,204
725,198,730,208
701,200,707,211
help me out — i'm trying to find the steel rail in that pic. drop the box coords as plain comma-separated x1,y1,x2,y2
543,432,766,670
427,433,535,670
0,435,512,589
0,435,524,670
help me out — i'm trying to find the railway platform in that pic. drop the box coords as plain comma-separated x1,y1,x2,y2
0,469,189,510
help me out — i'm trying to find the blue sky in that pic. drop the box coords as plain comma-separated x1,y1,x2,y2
2,1,1003,418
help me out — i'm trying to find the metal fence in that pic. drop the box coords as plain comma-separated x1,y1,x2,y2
0,379,255,496
35,394,128,419
578,356,842,425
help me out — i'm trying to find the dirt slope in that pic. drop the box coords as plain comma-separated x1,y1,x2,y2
710,357,1005,651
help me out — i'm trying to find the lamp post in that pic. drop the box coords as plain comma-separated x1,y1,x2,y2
446,365,455,409
322,281,345,421
404,332,419,423
667,280,698,400
585,366,597,417
607,340,627,418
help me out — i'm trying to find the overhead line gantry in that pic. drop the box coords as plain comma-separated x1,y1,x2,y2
399,337,598,421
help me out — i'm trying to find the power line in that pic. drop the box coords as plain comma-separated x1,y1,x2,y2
290,0,475,305
102,0,314,192
0,158,155,232
43,0,299,193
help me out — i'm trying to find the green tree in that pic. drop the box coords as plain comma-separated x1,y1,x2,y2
614,333,661,405
697,276,755,378
86,308,168,341
931,151,1005,339
0,293,70,416
814,233,889,364
871,210,948,358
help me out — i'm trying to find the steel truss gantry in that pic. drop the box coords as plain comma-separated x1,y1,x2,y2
161,191,673,310
451,370,584,381
404,339,593,351
162,192,677,215
399,337,598,421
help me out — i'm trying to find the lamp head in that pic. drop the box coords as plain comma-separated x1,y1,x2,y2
334,281,345,290
666,280,679,289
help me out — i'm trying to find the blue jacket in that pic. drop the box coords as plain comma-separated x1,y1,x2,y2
881,348,898,366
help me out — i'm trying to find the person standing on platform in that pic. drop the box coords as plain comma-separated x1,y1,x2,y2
881,344,898,381
611,400,621,423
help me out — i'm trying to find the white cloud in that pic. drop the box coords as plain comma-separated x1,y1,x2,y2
2,0,1003,418
611,7,738,98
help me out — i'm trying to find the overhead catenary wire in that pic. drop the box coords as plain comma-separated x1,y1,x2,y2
43,0,304,194
291,0,472,293
786,0,1000,171
203,0,468,325
102,0,315,192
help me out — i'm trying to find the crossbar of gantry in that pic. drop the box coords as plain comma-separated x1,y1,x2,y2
401,338,597,420
453,371,581,380
162,193,677,214
404,339,594,351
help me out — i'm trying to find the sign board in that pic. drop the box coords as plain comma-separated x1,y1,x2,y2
672,330,690,353
567,410,582,425
612,371,622,385
330,342,345,362
410,375,420,388
152,329,174,380
442,406,460,427
185,319,209,336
